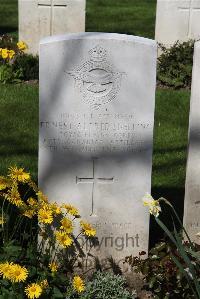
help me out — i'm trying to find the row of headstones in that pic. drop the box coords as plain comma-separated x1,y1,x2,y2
38,31,200,267
19,0,200,54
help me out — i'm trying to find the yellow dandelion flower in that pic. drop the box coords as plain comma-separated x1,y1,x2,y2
0,48,2,55
1,48,8,59
4,186,24,207
0,176,11,190
80,221,96,237
39,201,50,211
9,264,28,283
50,202,62,215
49,262,58,273
25,283,42,299
60,217,73,233
73,276,85,293
61,204,79,216
8,49,15,59
38,208,53,224
0,216,6,225
8,166,30,182
142,193,161,217
55,231,73,248
17,41,27,51
0,262,13,280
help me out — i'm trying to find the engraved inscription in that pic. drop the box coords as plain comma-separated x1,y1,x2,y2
66,45,125,110
76,158,114,216
40,112,152,154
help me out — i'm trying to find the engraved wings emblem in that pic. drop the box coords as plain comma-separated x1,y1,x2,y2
66,45,125,110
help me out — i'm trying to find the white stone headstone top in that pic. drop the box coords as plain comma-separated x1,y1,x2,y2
155,0,200,48
184,41,200,245
39,32,157,267
19,0,86,54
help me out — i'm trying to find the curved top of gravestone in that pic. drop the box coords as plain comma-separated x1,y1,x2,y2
40,32,156,47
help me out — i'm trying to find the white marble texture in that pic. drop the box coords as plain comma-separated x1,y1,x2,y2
19,0,85,54
39,33,157,266
184,41,200,245
155,0,200,48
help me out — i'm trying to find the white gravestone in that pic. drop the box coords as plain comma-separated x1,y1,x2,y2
39,33,157,267
155,0,200,48
18,0,85,54
184,41,200,245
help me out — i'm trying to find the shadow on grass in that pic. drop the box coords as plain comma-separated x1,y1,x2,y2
149,186,185,248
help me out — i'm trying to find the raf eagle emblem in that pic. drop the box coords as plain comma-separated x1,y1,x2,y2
66,45,125,110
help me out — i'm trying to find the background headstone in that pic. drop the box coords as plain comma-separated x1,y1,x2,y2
155,0,200,48
39,33,157,266
19,0,86,54
184,41,200,245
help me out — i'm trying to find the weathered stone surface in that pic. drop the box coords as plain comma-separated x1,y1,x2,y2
155,0,200,48
184,41,200,245
19,0,85,54
39,33,157,266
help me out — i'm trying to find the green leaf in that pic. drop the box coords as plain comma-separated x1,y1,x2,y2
52,287,64,298
171,254,198,299
155,217,177,245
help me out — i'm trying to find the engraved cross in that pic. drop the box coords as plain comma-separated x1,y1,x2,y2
38,0,68,35
179,0,200,38
76,158,114,216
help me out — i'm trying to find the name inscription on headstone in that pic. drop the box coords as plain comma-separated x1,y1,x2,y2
39,33,157,265
40,113,151,154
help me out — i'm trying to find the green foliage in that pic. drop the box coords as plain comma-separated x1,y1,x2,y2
79,272,135,299
129,241,200,299
0,64,23,83
129,198,200,299
154,198,200,299
0,167,98,298
157,41,194,89
0,35,38,83
13,54,39,81
0,166,137,298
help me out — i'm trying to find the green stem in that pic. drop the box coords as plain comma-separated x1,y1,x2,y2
159,197,194,248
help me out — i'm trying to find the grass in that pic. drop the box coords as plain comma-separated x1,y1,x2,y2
86,0,156,38
0,84,38,179
0,84,190,190
151,89,190,243
0,0,156,40
153,89,190,190
0,0,18,39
